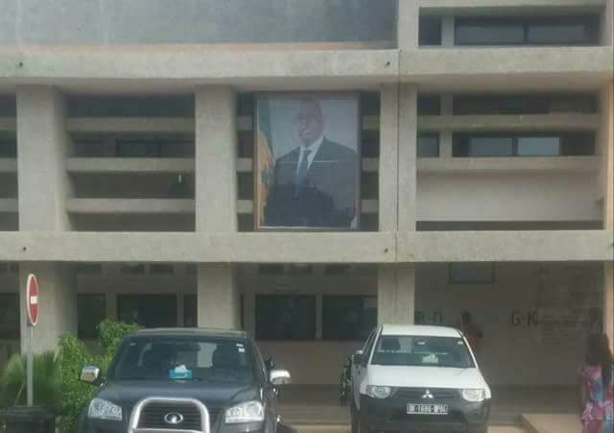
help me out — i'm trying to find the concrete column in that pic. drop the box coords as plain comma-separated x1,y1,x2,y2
441,16,456,47
19,263,76,353
16,86,71,231
379,84,399,232
398,84,418,231
603,0,613,47
397,0,419,49
197,265,239,329
378,265,415,325
601,82,613,346
194,86,238,233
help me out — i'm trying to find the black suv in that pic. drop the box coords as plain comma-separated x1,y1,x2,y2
76,328,291,433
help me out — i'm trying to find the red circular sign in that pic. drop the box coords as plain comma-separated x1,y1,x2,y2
26,274,39,327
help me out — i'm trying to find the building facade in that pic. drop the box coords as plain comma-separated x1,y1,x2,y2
0,0,612,386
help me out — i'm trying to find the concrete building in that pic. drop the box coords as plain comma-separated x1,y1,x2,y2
0,0,612,387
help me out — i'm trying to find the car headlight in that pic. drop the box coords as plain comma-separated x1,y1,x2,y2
461,389,486,402
366,385,392,399
87,398,123,421
225,400,264,424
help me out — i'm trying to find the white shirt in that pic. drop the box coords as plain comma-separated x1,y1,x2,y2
296,135,324,174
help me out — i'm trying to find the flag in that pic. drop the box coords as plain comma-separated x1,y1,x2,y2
257,99,274,227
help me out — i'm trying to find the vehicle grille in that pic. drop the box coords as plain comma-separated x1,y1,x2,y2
137,401,220,430
395,387,460,401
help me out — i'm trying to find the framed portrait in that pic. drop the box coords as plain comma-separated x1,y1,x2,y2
255,93,361,230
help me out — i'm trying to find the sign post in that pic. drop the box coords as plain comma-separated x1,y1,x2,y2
25,274,39,407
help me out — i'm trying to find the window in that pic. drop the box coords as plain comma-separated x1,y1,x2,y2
322,296,377,341
120,263,146,275
66,95,194,118
453,94,597,115
417,133,440,158
258,264,285,276
108,335,256,384
371,335,474,368
0,139,16,158
419,16,442,46
75,263,102,275
0,294,19,339
453,133,595,157
449,263,494,284
118,295,178,328
418,96,441,116
324,264,351,275
0,96,16,117
184,294,197,328
77,294,106,339
255,295,316,340
150,264,174,275
455,16,600,46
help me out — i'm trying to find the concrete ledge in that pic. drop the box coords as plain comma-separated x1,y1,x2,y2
65,158,195,173
66,117,194,134
0,118,16,132
0,160,17,173
0,230,610,263
521,414,582,433
0,199,17,213
417,157,601,173
419,0,605,12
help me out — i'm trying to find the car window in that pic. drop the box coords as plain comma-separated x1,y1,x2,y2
108,336,256,384
371,335,474,368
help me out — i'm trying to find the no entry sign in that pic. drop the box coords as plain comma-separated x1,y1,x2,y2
26,274,39,327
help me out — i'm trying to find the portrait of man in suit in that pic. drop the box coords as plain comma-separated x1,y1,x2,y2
256,95,359,229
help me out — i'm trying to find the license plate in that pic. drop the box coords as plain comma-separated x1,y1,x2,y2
407,404,449,415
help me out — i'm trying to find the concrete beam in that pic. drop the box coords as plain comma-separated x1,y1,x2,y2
418,0,605,11
417,157,600,173
0,231,610,263
378,265,415,324
0,118,16,132
66,118,194,134
65,158,195,174
66,199,194,214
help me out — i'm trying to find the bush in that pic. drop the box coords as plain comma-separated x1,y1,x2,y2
0,351,60,413
58,319,140,433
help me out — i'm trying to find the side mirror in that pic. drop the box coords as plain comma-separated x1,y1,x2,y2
352,350,366,366
270,369,292,386
80,366,102,386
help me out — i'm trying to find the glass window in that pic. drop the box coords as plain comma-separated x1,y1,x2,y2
0,96,16,117
108,335,256,384
322,296,377,341
517,137,560,156
159,141,194,158
418,96,441,116
255,295,316,340
0,139,17,158
0,294,20,339
371,335,474,368
150,264,174,275
456,19,524,45
527,23,586,45
184,294,197,328
75,263,102,275
419,16,442,46
454,94,597,115
324,265,351,275
77,294,106,339
116,140,160,158
118,295,178,328
454,136,513,157
121,263,146,275
449,263,494,284
66,95,194,118
418,133,440,158
258,264,285,275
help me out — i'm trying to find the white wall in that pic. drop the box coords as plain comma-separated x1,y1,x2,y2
417,171,601,222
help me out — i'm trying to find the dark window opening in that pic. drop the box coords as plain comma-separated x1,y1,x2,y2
121,263,146,275
237,173,254,200
256,295,316,340
361,172,378,199
0,294,19,339
322,296,377,341
150,264,174,275
66,95,194,118
258,264,285,275
361,131,380,158
419,16,443,46
455,15,600,46
453,94,597,115
418,133,440,158
77,294,106,339
418,95,441,116
75,263,102,275
0,139,17,158
118,294,177,328
453,132,595,157
361,93,381,116
73,137,194,158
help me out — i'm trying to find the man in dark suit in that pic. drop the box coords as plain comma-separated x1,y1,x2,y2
264,99,358,228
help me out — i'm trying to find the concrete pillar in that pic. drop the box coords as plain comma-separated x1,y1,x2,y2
194,87,239,329
378,265,415,325
603,0,613,47
195,86,238,233
441,16,456,47
19,263,76,353
398,84,418,231
397,0,419,49
16,86,71,231
379,84,399,232
601,82,614,346
197,265,239,329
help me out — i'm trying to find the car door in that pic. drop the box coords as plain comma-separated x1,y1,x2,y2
253,343,278,432
352,327,379,409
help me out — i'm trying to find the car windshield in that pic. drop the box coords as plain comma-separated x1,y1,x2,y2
108,336,256,384
371,335,474,368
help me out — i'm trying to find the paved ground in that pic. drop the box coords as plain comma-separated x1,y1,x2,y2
521,414,581,433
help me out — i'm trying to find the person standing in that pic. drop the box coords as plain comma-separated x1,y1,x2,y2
578,333,613,433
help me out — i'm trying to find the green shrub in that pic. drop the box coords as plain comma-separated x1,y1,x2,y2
57,319,140,433
0,351,60,413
